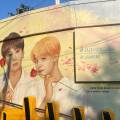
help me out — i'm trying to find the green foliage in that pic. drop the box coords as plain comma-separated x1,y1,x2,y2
8,4,34,16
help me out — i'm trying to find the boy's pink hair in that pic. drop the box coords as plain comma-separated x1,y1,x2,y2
31,36,61,63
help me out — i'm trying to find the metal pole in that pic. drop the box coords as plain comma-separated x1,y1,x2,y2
55,0,60,5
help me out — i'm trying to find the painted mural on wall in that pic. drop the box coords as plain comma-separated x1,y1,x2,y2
0,1,120,120
75,27,120,82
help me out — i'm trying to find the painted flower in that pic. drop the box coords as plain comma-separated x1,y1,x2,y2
30,68,37,77
0,58,6,67
91,66,99,74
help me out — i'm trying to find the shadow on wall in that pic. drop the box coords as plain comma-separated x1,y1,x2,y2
68,44,120,120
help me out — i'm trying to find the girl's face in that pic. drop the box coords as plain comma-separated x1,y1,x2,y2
6,48,23,72
35,55,55,76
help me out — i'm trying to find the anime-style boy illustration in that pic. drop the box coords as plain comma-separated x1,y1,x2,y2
30,36,78,111
0,32,45,107
31,36,63,107
31,36,97,120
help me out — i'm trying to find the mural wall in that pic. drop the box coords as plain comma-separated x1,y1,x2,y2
0,1,120,120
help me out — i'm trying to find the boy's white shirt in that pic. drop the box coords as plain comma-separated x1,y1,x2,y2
0,71,45,107
51,77,87,114
51,77,97,120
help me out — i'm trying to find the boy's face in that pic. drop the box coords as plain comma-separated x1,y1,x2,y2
36,55,56,76
5,48,24,72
